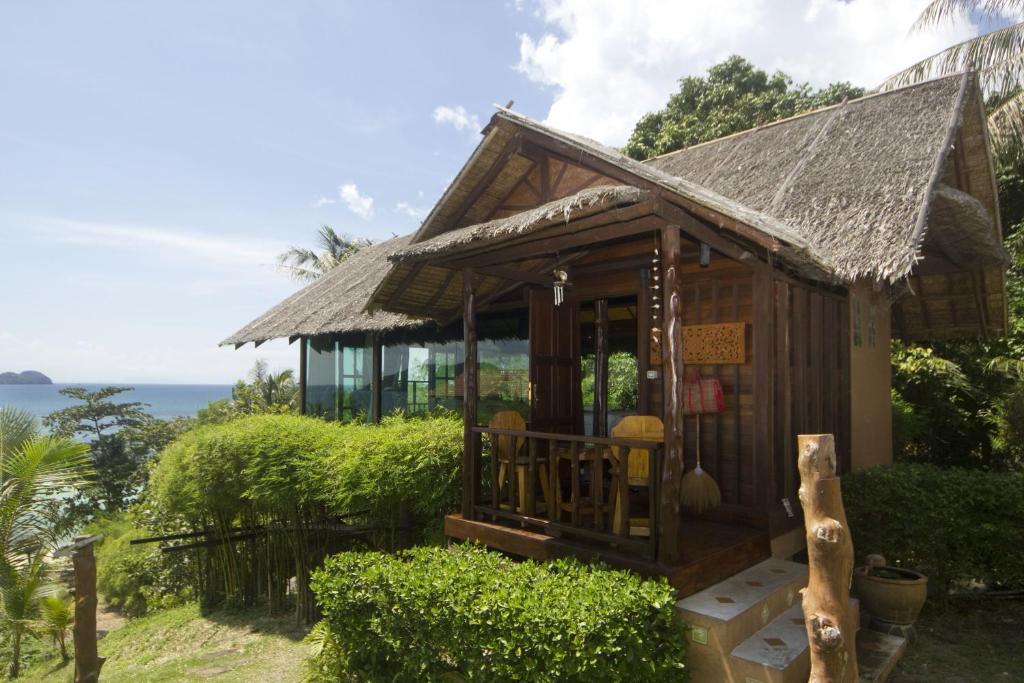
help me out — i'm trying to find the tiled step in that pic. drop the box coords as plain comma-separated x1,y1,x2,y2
729,599,862,683
677,558,807,683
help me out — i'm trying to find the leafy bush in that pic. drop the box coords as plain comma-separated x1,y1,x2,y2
843,463,1024,593
144,413,462,614
86,513,194,617
307,545,687,682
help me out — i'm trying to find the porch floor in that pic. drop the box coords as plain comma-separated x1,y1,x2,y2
445,513,771,596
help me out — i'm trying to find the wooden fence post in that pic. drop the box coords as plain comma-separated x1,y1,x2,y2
57,535,105,683
797,434,857,683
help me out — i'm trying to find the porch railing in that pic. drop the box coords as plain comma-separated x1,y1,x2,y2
467,427,662,560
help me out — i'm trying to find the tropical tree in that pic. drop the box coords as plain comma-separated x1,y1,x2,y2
277,225,371,282
0,408,92,677
884,1,1024,163
624,55,863,160
44,387,175,522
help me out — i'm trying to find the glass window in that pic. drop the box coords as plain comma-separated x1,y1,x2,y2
477,311,529,425
305,335,338,420
304,333,373,421
381,339,463,417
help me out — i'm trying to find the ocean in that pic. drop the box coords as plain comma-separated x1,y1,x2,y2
0,383,234,421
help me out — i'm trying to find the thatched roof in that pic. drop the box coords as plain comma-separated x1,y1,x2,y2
394,185,648,261
645,73,1006,281
220,235,422,347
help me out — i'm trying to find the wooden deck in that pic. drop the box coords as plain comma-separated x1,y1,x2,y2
445,513,771,596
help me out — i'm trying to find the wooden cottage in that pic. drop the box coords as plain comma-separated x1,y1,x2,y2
224,73,1008,594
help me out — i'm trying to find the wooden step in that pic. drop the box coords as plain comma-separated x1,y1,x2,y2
676,559,807,683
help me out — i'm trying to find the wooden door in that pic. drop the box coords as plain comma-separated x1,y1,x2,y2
529,288,581,433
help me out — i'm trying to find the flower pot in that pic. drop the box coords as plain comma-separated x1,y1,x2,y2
852,565,928,626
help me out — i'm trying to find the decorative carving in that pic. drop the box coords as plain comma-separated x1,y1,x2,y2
683,322,746,364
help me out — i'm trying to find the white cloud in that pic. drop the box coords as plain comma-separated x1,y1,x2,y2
433,105,483,137
36,217,285,268
338,182,374,220
395,201,426,219
313,196,335,207
515,0,979,145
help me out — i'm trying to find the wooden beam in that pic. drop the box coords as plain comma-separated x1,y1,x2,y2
371,334,382,423
451,133,524,228
440,210,662,269
752,264,775,511
299,336,307,416
594,298,609,438
480,265,552,286
462,269,479,520
517,132,783,253
659,225,684,564
654,198,763,266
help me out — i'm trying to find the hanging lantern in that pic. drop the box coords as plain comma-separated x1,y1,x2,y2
552,268,571,306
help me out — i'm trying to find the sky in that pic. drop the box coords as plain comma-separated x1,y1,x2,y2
0,1,985,383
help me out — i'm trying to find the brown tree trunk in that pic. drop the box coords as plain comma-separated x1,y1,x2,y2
797,434,857,683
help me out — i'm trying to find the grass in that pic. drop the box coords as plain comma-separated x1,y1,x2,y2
891,596,1024,682
21,603,313,683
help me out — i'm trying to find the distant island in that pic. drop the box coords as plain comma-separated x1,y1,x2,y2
0,370,53,385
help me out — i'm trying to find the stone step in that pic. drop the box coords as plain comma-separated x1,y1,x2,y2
857,630,907,683
728,599,862,683
677,558,807,683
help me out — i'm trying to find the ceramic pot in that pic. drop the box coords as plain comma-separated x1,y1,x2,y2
852,565,928,626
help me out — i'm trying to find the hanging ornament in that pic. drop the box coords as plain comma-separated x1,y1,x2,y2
552,268,571,306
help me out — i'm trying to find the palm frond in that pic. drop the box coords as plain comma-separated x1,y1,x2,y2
988,89,1024,161
882,21,1024,90
0,407,37,460
913,1,1024,31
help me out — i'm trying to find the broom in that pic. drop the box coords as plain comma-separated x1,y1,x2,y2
680,374,722,513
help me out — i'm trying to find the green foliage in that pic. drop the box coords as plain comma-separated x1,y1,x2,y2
86,513,194,617
277,224,370,282
843,463,1024,594
37,595,71,662
196,360,299,425
43,386,186,523
624,56,863,160
144,413,462,614
307,545,687,683
581,352,639,411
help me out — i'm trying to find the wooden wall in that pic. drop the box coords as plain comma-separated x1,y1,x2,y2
677,268,756,508
768,275,850,533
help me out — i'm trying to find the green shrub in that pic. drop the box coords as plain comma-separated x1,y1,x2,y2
86,513,194,617
843,463,1024,592
144,413,463,613
307,545,687,682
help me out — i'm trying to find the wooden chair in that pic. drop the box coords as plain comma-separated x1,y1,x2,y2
490,411,551,514
608,415,663,536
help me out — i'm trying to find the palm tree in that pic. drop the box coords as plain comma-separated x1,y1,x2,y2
277,225,371,282
884,1,1024,163
0,408,91,677
39,595,72,663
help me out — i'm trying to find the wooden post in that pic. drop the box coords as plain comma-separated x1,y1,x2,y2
594,298,609,438
56,535,105,683
371,333,383,423
797,434,857,683
299,336,307,415
462,269,479,519
659,225,684,564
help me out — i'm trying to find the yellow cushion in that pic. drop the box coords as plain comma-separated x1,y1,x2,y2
611,415,664,484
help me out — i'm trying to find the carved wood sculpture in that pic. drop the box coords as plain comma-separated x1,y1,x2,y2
797,434,857,683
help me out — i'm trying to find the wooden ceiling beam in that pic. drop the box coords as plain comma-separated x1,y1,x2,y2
438,211,663,269
479,265,552,286
517,130,782,253
450,132,525,228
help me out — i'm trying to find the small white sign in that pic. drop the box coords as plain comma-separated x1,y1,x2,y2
781,498,794,518
646,369,659,380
